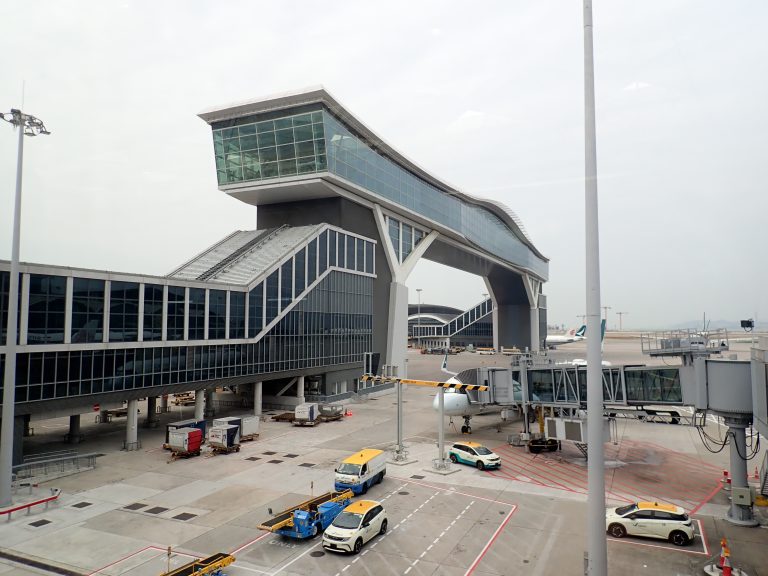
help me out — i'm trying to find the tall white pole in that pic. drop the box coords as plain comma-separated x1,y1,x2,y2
584,1,607,574
0,118,25,507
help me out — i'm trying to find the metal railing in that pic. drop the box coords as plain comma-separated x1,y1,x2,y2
1,488,62,522
13,453,99,485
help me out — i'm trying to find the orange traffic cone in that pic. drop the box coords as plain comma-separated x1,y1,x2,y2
722,551,732,576
718,538,729,568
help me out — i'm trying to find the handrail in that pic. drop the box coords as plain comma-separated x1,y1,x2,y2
0,488,61,521
23,449,79,464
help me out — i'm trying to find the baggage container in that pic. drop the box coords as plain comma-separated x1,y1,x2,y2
168,427,203,455
239,415,260,438
213,416,242,432
209,424,240,449
295,403,318,426
165,418,206,445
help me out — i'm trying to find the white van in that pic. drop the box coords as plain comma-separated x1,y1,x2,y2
334,449,387,495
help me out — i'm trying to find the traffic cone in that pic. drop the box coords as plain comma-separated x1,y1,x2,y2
718,538,729,568
754,466,760,480
722,551,732,576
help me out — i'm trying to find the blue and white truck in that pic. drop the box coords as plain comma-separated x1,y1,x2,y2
334,449,387,495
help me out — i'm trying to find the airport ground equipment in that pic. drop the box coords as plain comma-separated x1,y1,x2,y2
294,403,319,426
165,419,207,449
212,415,260,442
360,374,488,470
159,552,234,576
208,425,240,454
258,490,353,539
335,449,387,494
167,428,203,460
171,392,196,406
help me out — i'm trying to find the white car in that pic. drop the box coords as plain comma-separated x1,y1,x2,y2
448,442,501,470
322,500,387,554
605,502,694,546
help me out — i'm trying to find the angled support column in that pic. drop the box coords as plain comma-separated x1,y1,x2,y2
145,397,158,428
373,204,438,373
523,274,542,352
67,415,81,444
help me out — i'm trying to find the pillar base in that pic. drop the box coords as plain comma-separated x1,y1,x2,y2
726,509,759,527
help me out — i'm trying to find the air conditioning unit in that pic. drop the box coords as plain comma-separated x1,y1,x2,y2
544,417,610,444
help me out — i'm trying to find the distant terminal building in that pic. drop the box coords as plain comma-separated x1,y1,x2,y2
408,304,493,350
1,87,547,461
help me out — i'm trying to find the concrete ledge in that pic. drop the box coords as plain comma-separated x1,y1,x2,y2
423,466,460,476
389,458,418,466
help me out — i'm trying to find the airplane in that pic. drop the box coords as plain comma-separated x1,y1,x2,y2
433,357,531,433
545,319,607,348
545,325,586,346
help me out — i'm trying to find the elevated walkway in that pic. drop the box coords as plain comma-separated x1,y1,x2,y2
411,298,493,339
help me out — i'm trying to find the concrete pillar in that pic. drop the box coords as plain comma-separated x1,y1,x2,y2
145,397,158,428
386,282,409,377
204,389,215,418
254,381,262,417
160,394,169,413
125,399,139,450
297,376,305,403
530,307,540,352
67,414,81,444
22,414,32,437
13,415,24,466
194,389,205,420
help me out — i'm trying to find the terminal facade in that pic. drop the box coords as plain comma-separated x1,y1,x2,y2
1,87,548,461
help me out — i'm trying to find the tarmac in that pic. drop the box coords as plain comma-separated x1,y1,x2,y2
1,337,766,576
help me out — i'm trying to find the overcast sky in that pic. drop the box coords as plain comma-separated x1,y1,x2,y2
1,1,766,330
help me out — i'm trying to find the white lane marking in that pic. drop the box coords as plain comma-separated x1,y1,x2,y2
407,513,413,518
420,551,427,558
413,559,420,566
427,544,433,551
450,520,456,526
270,540,322,575
440,531,446,537
371,542,378,548
352,558,359,564
404,568,412,575
342,566,350,573
433,538,439,544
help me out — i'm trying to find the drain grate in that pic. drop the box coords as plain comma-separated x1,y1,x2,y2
299,463,316,468
410,475,425,480
263,451,277,455
268,459,283,464
173,513,197,521
72,501,92,509
29,519,51,527
284,454,299,458
246,457,261,461
124,503,147,511
398,491,410,496
310,551,325,558
145,506,169,514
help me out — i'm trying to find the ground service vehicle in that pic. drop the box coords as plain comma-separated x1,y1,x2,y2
448,441,501,470
258,490,353,539
334,449,387,494
159,552,234,576
322,500,387,554
605,502,694,546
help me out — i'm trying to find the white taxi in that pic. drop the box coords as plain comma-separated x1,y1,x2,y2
605,501,694,546
322,500,387,554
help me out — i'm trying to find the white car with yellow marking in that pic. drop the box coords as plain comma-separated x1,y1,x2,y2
322,500,388,554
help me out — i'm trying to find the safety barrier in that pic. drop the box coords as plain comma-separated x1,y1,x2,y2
13,453,99,485
0,488,61,522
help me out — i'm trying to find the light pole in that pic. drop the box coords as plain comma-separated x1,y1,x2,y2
616,312,628,332
0,109,51,507
416,288,422,349
583,1,607,574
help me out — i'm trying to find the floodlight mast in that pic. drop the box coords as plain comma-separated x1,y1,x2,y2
583,2,607,575
0,109,51,507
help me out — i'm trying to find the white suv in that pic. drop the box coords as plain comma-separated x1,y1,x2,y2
323,500,387,554
606,502,694,546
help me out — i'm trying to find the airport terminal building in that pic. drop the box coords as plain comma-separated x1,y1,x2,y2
1,87,548,461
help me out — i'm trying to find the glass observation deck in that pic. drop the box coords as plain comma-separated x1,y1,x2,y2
204,96,549,280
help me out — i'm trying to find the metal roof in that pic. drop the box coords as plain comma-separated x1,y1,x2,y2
167,225,324,286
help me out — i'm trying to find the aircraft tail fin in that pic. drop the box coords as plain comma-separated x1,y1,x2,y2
440,353,457,376
575,325,587,337
600,319,607,342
